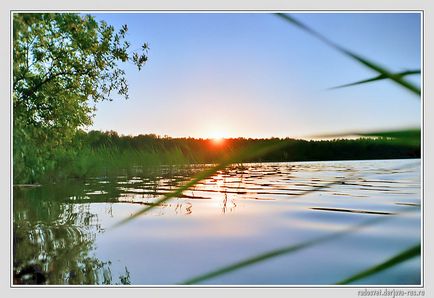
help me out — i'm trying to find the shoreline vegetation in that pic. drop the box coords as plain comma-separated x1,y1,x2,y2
14,129,420,185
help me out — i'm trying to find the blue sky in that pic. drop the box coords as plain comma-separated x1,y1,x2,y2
89,12,421,139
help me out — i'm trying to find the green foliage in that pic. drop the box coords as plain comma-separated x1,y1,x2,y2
13,13,148,183
26,130,418,184
81,130,420,163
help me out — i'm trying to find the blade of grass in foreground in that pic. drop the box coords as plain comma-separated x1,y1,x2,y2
180,205,419,285
180,159,419,285
328,70,420,90
111,141,287,228
360,129,421,140
311,128,420,145
336,244,420,285
275,13,421,96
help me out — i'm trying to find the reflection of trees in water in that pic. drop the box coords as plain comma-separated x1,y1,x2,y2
13,168,196,285
13,184,129,285
13,167,208,284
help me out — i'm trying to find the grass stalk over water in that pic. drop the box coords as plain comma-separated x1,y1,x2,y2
336,244,421,285
181,206,418,285
312,128,420,147
276,13,421,96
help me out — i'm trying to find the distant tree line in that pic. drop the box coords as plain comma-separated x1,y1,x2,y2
77,130,420,163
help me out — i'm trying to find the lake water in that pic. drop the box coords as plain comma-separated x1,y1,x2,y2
13,159,421,285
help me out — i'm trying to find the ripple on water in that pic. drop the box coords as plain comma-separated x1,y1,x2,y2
14,159,421,285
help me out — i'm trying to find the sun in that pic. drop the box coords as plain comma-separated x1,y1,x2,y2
212,136,224,145
209,131,227,145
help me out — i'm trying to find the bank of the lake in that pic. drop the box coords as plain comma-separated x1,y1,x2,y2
15,130,420,185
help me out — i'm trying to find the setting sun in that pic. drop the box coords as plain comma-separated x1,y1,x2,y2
212,137,225,145
209,131,227,145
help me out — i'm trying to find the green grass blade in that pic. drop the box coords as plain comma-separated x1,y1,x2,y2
276,14,421,96
360,129,420,140
276,13,341,50
111,141,287,228
336,244,420,285
312,128,420,144
181,240,315,285
329,70,420,90
342,52,421,96
180,173,419,286
180,216,388,285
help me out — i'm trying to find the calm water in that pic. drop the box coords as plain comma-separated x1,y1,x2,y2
13,159,421,285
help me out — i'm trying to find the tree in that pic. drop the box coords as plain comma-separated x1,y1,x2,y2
13,13,148,183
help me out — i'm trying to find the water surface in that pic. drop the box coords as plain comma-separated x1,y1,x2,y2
13,159,421,285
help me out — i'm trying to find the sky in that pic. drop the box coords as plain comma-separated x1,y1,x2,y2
89,12,421,139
